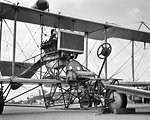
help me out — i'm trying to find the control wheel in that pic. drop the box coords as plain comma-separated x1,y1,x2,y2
97,43,112,59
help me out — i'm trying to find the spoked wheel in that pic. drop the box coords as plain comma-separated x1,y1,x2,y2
106,90,127,112
97,43,112,59
0,91,4,115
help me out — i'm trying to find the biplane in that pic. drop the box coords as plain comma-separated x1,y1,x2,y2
0,0,150,114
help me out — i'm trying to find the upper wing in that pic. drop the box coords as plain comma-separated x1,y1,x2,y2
0,77,61,84
0,2,150,42
106,84,150,99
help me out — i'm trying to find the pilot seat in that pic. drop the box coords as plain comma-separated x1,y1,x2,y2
66,59,95,82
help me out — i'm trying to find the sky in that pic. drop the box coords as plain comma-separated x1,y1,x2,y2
1,0,150,100
52,0,150,25
9,0,150,77
17,0,150,28
2,0,150,26
1,0,150,80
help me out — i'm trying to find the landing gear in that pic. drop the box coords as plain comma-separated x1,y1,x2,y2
96,43,127,111
106,90,127,112
80,94,92,109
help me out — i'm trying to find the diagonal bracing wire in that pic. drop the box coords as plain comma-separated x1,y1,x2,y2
25,23,39,46
4,20,42,64
4,19,28,60
16,23,41,61
133,22,150,81
82,40,98,65
108,40,131,64
109,41,144,80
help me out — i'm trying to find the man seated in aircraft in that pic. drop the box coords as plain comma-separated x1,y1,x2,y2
41,29,58,53
50,29,57,41
49,29,57,51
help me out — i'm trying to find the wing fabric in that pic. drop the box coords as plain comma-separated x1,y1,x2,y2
0,61,32,76
0,2,150,42
106,84,150,99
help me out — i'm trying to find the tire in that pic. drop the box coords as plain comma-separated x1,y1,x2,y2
106,90,127,112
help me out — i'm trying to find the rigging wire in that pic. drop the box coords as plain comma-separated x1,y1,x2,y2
134,49,150,81
134,44,146,80
107,38,131,79
82,40,99,65
136,65,150,81
25,23,39,46
110,57,131,79
133,22,150,81
2,20,48,80
128,45,146,81
23,52,44,62
107,21,150,80
81,40,107,77
110,41,144,80
108,40,131,64
17,24,41,62
2,21,11,60
88,52,100,74
3,20,29,60
137,47,150,81
3,19,42,69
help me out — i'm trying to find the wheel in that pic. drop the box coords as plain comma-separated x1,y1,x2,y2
97,43,112,59
106,90,127,112
80,94,92,108
93,99,101,107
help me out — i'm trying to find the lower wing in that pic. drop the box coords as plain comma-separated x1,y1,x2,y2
106,84,150,99
0,77,61,84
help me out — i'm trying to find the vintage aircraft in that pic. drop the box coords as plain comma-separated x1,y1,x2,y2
0,0,150,114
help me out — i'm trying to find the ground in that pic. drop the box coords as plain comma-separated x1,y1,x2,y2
1,104,150,120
